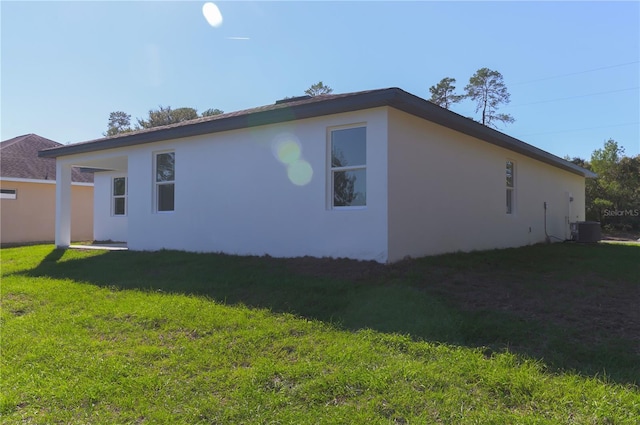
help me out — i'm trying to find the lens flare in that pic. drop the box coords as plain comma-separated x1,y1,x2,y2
287,160,313,186
277,141,301,165
271,133,313,186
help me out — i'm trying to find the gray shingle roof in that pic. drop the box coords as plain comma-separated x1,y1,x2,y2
37,88,596,178
1,134,93,183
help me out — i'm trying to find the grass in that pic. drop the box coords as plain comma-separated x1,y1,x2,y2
1,243,639,424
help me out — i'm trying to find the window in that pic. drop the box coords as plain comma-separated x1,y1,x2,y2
0,189,17,200
112,177,127,216
330,126,366,208
155,152,175,212
506,160,515,214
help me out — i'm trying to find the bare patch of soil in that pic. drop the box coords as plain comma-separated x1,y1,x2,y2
281,254,640,351
420,269,640,350
602,231,640,242
281,256,393,282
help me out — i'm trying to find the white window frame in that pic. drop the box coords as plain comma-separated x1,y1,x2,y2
112,176,127,216
506,160,515,215
153,151,175,213
328,124,367,210
0,189,17,200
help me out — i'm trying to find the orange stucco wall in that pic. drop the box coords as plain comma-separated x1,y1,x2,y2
0,180,93,244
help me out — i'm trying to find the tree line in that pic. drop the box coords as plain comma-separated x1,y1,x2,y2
105,71,513,136
428,68,514,128
569,139,640,232
304,75,516,130
104,107,224,137
106,69,517,136
105,82,333,136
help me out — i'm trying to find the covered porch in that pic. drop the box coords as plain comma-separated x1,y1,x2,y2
55,153,128,248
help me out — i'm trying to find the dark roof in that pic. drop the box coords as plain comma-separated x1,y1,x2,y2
1,134,94,183
38,88,596,178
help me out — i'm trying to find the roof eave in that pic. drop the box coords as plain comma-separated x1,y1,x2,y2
38,93,391,158
37,87,595,178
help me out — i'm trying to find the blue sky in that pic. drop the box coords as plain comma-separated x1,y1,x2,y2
2,1,638,160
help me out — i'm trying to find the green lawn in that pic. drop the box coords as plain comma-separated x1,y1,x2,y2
1,243,639,424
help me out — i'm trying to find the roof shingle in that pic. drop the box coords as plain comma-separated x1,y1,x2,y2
1,134,93,183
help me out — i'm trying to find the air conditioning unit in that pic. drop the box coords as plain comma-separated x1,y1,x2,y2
570,221,601,243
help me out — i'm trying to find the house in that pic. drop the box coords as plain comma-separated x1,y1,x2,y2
39,88,595,262
1,134,94,245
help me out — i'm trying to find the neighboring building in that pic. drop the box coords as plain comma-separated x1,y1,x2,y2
1,134,93,245
39,88,595,262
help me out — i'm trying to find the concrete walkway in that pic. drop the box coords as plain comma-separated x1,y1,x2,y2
69,243,128,251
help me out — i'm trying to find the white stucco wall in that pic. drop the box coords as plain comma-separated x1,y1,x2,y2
55,105,586,263
118,109,390,262
93,171,128,242
387,108,585,262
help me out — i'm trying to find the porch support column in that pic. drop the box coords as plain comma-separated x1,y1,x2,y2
55,161,72,248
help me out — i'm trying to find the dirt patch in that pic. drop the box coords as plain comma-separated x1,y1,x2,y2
421,270,640,349
281,256,394,282
280,253,640,351
602,231,640,242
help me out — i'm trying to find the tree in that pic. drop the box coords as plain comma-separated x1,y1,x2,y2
586,139,640,230
137,106,172,129
104,111,133,136
171,107,199,122
201,108,224,117
591,138,624,172
137,106,199,129
428,77,464,109
464,68,515,128
618,156,640,226
305,81,333,97
105,104,224,137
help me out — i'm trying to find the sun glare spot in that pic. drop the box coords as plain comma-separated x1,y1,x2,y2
277,142,301,165
271,134,313,186
287,160,313,186
202,2,223,27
